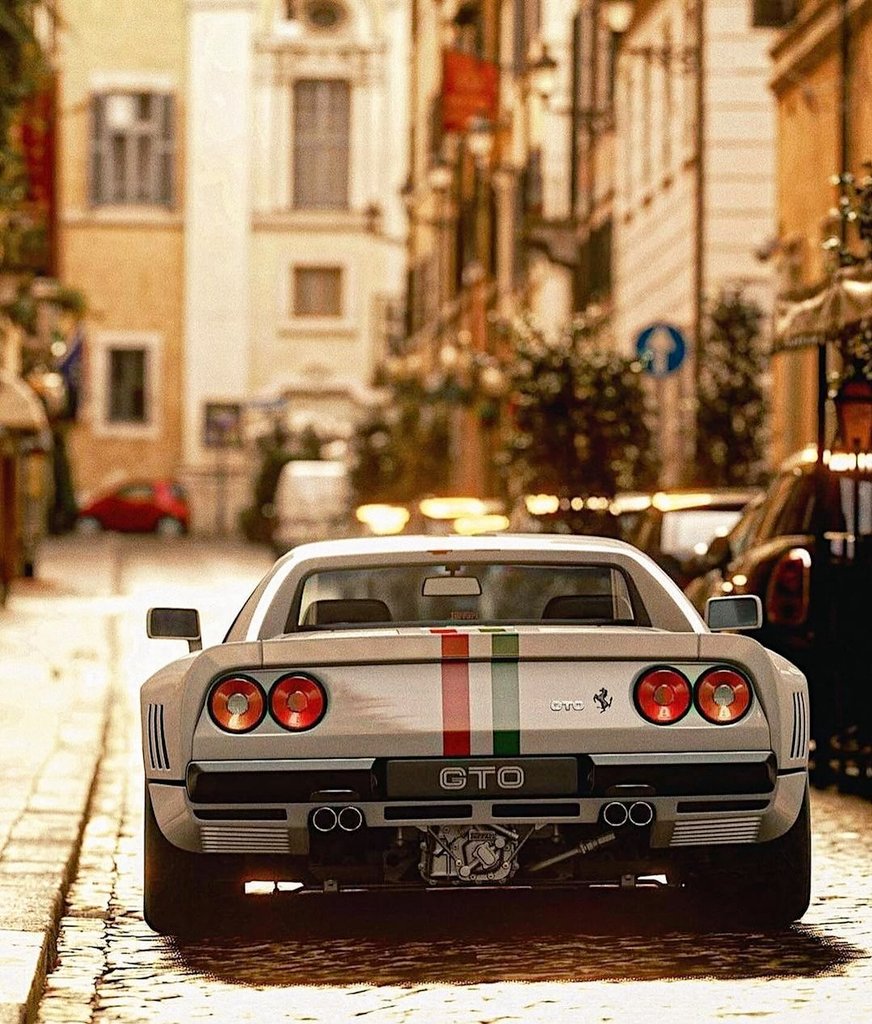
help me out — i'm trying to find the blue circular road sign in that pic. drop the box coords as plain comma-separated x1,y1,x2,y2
634,323,688,378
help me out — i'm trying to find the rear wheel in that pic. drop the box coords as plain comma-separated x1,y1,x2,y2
143,787,240,935
155,516,185,537
688,787,811,930
76,516,103,534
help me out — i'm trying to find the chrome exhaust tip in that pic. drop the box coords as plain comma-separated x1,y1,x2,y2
602,801,629,828
628,801,654,827
311,806,338,833
337,806,364,832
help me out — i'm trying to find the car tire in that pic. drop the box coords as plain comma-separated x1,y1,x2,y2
689,786,811,930
76,516,103,534
143,787,240,935
155,516,185,537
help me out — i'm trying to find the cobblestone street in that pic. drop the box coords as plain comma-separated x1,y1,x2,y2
10,535,869,1023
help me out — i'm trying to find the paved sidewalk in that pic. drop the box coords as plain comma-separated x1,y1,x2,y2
0,538,118,1024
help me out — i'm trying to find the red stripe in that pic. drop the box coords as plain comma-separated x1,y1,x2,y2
441,634,470,755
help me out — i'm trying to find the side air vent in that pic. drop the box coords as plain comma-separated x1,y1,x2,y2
200,826,291,854
790,690,809,761
147,703,170,771
670,816,761,846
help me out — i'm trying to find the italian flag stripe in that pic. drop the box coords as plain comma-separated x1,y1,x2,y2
440,633,470,755
491,633,520,755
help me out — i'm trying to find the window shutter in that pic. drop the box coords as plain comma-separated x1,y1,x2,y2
90,95,106,205
293,80,350,209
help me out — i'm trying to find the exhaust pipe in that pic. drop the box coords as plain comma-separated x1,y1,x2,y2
628,801,654,827
337,806,364,832
602,801,629,828
311,806,338,833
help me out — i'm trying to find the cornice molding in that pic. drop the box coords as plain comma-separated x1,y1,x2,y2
770,0,872,93
187,0,256,13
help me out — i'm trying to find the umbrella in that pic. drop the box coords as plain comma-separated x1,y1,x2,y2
774,270,872,352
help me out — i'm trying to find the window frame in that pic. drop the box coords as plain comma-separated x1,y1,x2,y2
89,90,174,209
89,331,162,440
291,78,352,211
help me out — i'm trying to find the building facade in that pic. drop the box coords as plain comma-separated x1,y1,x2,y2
769,0,872,463
612,0,779,485
57,0,409,531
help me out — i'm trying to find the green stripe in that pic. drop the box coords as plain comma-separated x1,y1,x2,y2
491,634,520,755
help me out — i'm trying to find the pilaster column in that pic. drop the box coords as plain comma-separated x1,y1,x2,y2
183,0,255,467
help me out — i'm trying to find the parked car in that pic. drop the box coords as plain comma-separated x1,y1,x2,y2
77,479,190,535
271,460,352,554
628,489,760,588
684,448,872,781
142,534,810,934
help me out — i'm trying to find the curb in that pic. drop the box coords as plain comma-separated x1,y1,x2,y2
0,684,112,1024
0,557,117,1024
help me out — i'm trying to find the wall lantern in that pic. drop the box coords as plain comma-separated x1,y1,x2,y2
465,116,495,162
834,377,872,452
601,0,635,34
427,161,454,193
527,45,558,98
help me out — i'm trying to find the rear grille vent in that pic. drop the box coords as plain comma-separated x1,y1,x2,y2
147,703,170,771
200,826,290,854
670,816,761,847
791,690,809,760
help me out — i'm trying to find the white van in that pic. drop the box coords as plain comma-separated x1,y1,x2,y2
272,460,352,555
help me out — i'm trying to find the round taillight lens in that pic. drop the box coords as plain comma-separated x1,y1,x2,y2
208,677,266,733
696,667,752,724
270,674,327,731
635,668,692,725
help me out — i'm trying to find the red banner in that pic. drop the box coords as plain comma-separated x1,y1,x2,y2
442,49,499,133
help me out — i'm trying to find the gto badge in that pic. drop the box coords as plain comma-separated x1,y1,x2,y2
550,699,585,712
439,766,525,790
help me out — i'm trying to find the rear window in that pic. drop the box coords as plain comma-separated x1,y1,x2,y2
291,563,643,630
659,509,744,559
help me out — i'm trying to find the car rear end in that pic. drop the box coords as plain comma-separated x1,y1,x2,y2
144,626,808,895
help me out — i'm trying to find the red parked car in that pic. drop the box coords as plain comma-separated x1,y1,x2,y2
77,479,190,536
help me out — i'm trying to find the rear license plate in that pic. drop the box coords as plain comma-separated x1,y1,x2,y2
386,757,578,799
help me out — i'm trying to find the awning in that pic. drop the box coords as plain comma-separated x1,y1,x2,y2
773,270,872,353
0,371,50,436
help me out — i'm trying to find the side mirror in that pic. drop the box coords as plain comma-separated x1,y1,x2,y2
147,607,202,652
705,595,762,632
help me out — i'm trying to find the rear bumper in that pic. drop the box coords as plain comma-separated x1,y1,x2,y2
150,752,806,854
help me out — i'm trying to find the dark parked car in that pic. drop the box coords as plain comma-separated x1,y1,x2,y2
628,488,760,588
77,479,190,536
684,448,872,781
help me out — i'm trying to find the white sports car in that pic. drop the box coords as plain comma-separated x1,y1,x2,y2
141,535,810,934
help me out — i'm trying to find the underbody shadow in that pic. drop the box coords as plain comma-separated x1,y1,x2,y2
167,889,858,986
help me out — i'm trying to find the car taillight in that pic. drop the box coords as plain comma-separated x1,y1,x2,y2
765,547,811,626
634,668,692,725
270,674,327,731
208,677,266,733
695,667,752,724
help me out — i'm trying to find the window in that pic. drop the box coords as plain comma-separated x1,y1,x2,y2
292,562,642,632
90,92,173,206
293,80,350,209
108,347,147,424
293,266,343,316
91,332,161,438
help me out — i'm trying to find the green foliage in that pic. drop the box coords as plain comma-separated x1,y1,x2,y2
499,316,658,498
349,380,451,504
0,1,51,266
696,288,768,486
